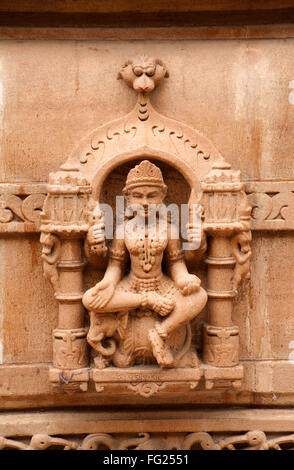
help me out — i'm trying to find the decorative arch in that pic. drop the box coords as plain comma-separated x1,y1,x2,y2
63,74,230,196
90,146,201,203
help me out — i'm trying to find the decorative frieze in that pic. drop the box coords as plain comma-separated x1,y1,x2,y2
0,183,46,233
247,181,294,231
1,430,294,450
2,180,294,233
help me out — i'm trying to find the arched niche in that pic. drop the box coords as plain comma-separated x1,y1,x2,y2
85,152,198,274
89,147,202,205
100,157,191,211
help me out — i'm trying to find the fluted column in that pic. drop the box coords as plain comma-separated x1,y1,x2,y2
203,236,239,367
53,237,87,370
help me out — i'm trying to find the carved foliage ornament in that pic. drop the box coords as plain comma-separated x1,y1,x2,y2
40,55,251,394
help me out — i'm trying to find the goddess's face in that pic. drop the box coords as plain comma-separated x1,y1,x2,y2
125,185,165,217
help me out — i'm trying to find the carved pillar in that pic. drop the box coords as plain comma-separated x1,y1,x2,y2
201,160,251,390
40,162,91,391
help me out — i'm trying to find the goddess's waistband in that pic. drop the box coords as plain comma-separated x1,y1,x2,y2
128,273,163,292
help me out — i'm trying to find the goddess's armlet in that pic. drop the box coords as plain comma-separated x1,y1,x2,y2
165,238,184,266
109,238,129,267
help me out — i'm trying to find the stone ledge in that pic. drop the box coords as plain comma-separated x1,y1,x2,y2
0,360,293,408
2,408,294,437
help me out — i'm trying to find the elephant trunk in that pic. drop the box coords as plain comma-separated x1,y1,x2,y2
87,331,116,357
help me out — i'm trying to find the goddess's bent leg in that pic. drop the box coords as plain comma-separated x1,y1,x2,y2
158,287,208,337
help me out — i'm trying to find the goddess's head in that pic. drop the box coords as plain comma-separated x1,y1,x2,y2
123,160,167,217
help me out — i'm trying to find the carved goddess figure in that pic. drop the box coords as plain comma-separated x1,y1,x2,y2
82,160,207,367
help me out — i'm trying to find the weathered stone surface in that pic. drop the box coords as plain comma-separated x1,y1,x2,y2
1,39,294,183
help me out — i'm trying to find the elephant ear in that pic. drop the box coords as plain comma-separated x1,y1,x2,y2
117,312,129,340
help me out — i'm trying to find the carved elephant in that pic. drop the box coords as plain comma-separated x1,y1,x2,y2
87,311,128,357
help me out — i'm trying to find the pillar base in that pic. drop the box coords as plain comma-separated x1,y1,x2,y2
49,367,90,392
203,364,243,390
203,323,239,367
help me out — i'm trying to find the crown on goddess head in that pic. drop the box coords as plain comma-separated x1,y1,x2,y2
123,160,166,192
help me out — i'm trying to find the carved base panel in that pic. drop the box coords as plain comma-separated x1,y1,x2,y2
92,366,202,397
48,364,244,397
2,408,294,450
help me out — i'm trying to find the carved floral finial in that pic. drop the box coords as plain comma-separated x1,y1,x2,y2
117,56,169,94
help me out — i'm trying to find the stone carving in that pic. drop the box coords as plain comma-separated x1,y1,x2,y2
40,232,61,293
200,160,252,385
87,312,128,363
247,181,294,230
0,434,78,450
203,325,239,367
40,56,251,394
0,183,46,232
73,54,220,177
232,193,252,291
85,199,108,258
40,164,91,391
2,431,294,450
127,382,167,398
53,328,88,370
40,164,90,235
203,364,243,390
117,56,169,95
91,366,202,396
0,193,46,224
83,160,208,370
